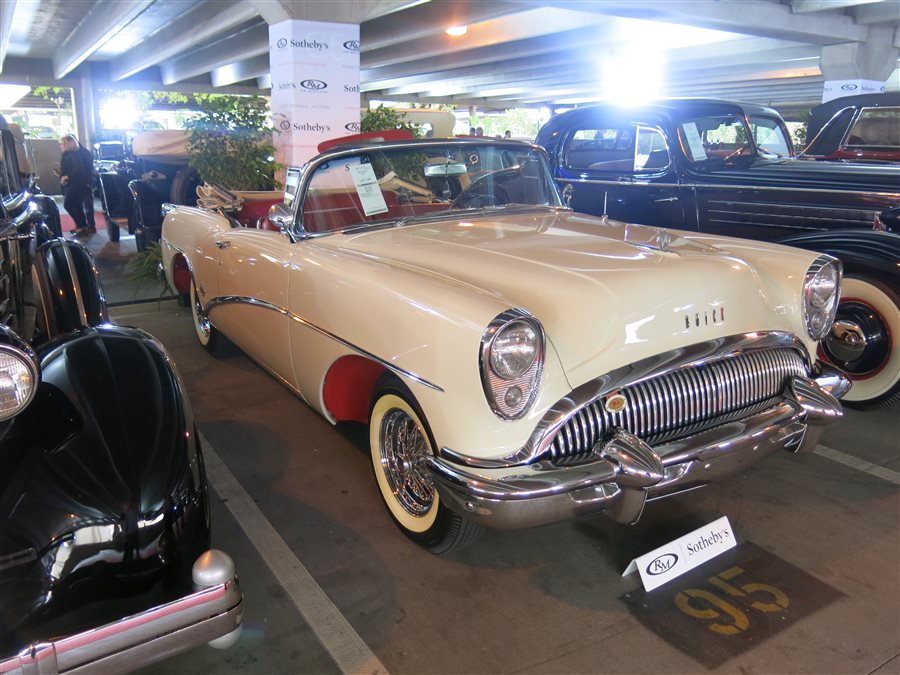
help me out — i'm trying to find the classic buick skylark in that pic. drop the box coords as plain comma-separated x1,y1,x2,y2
161,138,849,553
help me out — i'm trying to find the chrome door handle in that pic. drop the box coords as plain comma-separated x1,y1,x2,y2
654,196,678,203
215,240,232,249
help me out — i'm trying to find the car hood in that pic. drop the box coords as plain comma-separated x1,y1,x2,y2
701,157,900,193
331,207,806,387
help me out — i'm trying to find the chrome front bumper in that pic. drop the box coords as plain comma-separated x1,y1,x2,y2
427,368,849,530
1,550,242,675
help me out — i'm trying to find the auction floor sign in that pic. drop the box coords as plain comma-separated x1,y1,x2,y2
624,516,737,591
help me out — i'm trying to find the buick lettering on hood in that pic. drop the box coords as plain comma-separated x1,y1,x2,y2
161,138,849,553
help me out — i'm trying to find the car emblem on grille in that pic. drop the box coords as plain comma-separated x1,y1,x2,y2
604,392,628,414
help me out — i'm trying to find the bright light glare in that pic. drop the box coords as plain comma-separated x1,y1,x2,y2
602,50,665,104
0,84,31,109
99,95,139,130
445,25,468,37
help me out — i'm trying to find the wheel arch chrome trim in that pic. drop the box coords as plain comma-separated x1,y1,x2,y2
204,295,444,392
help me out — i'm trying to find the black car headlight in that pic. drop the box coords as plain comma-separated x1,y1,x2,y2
0,341,38,421
480,310,544,419
803,255,842,340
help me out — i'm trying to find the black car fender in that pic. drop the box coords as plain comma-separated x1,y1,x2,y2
775,229,900,284
32,238,109,341
1,239,209,654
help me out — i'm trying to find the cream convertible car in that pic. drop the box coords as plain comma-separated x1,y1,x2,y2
161,138,849,553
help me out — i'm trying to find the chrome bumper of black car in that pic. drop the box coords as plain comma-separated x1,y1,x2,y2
1,550,242,675
427,369,849,530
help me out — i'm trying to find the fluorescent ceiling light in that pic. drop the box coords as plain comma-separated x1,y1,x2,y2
445,26,467,37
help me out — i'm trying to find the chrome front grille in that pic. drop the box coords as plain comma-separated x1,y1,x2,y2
548,347,808,464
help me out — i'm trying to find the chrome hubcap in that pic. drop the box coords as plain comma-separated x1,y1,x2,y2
826,319,867,362
379,408,434,518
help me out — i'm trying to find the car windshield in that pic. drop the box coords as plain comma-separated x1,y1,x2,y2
748,115,791,158
679,114,791,162
296,141,561,235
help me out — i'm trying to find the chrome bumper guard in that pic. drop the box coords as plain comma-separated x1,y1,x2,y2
1,550,242,675
427,366,849,530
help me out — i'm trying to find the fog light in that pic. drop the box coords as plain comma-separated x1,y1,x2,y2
504,385,523,408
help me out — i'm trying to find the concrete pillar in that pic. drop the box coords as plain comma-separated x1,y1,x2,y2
71,65,97,146
819,25,897,102
268,20,360,170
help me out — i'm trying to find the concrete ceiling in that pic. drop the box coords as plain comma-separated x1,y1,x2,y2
1,0,898,113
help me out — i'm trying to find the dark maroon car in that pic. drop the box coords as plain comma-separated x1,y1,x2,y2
801,92,900,164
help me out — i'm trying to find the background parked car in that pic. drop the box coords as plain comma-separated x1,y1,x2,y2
94,131,201,249
801,92,900,164
0,135,242,672
536,99,900,409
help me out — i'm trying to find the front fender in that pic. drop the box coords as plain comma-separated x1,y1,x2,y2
32,239,109,344
776,229,900,281
0,326,207,656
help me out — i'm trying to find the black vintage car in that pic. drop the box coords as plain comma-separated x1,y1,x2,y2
536,99,900,409
0,128,242,671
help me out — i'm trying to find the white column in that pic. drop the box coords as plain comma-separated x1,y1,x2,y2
268,20,360,170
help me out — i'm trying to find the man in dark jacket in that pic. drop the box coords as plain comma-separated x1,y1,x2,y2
76,139,96,230
59,135,93,235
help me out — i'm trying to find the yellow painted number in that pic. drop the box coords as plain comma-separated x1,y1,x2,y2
675,566,789,635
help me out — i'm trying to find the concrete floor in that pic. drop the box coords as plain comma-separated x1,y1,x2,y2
80,228,898,675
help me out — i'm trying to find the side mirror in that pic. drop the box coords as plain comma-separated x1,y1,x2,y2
269,202,293,233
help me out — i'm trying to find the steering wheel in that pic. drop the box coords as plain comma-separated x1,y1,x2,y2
450,181,510,209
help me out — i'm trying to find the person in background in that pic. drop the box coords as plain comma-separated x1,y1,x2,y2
58,134,94,236
76,138,96,231
504,130,512,138
476,127,484,136
469,127,477,136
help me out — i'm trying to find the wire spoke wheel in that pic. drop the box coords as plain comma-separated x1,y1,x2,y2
379,408,435,519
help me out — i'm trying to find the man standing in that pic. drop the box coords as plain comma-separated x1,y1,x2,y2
77,139,96,231
58,135,94,235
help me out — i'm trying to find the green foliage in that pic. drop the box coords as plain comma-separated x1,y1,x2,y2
184,95,279,190
361,105,422,137
126,241,164,287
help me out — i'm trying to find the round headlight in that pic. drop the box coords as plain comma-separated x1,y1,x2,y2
489,320,538,379
480,311,544,420
803,256,842,341
807,263,839,309
0,345,38,421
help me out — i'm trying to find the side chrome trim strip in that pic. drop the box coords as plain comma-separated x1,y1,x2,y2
204,295,444,392
560,177,900,199
439,331,811,469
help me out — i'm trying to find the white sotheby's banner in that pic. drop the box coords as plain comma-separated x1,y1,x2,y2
623,516,736,592
269,19,361,170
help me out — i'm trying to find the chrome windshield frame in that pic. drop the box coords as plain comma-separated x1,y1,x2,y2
286,138,563,240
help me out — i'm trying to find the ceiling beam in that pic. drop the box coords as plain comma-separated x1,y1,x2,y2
160,22,268,85
850,1,900,24
53,0,155,79
110,0,260,81
790,0,880,12
510,0,870,45
211,54,270,87
249,0,415,25
0,0,15,73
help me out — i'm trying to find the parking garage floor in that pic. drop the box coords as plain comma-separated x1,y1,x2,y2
78,229,899,675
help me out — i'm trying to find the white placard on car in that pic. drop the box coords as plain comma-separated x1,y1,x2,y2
350,163,389,216
623,516,736,592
